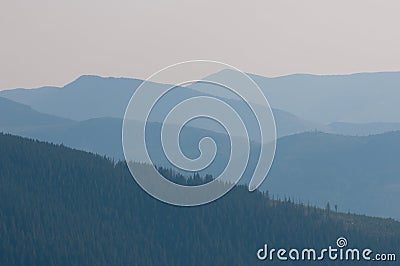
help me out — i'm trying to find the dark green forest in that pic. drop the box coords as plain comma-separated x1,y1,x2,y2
0,133,399,265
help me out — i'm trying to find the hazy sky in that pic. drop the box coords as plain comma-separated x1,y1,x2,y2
1,0,400,90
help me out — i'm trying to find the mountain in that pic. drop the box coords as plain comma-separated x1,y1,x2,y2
273,108,318,136
205,70,400,124
3,72,400,135
1,133,399,265
9,117,229,164
4,75,400,139
0,75,319,138
0,96,73,131
0,75,201,121
5,116,236,175
12,117,124,159
0,76,142,121
262,131,400,220
251,71,400,124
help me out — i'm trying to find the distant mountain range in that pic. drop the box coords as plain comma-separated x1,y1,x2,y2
248,71,400,123
2,96,400,219
1,72,400,220
0,77,317,139
2,73,400,137
196,70,400,122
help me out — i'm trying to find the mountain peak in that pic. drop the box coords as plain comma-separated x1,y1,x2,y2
67,75,110,86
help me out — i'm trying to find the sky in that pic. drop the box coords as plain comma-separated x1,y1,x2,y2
1,0,400,90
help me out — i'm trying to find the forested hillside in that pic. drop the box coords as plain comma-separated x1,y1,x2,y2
0,133,399,265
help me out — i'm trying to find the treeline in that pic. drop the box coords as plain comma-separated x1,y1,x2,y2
0,133,399,265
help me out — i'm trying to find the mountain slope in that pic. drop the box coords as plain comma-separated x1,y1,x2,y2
273,108,318,136
321,122,400,136
0,96,73,130
263,131,400,220
0,133,399,265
